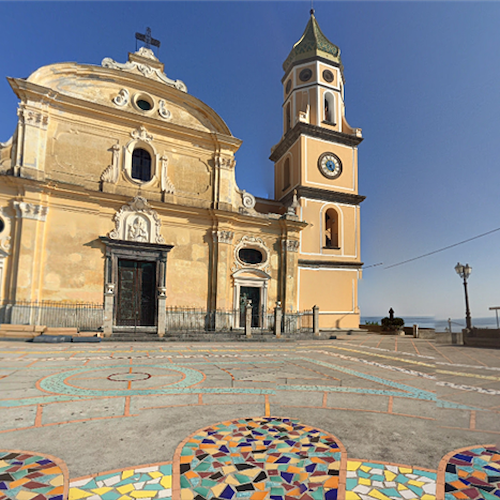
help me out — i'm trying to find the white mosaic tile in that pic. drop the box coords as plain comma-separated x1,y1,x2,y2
423,482,436,494
399,489,418,499
353,484,371,494
135,466,158,473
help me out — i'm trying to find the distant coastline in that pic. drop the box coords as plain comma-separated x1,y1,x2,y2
360,316,499,330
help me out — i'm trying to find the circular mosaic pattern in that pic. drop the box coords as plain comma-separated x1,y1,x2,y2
0,451,66,500
37,364,204,397
442,445,500,499
107,372,151,382
178,417,343,500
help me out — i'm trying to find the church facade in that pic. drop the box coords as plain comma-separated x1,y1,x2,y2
0,13,364,335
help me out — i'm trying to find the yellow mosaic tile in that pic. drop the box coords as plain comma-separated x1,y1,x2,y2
360,465,371,472
148,471,163,479
399,467,412,473
222,465,236,474
130,491,158,499
91,487,113,495
69,488,94,500
50,475,64,486
397,484,408,491
384,470,396,481
211,483,226,497
421,495,436,500
122,470,135,480
225,474,239,485
408,480,425,487
117,496,132,500
368,490,392,500
117,483,135,494
181,489,194,500
359,477,371,486
15,491,37,500
346,492,361,500
238,468,259,477
347,461,362,471
160,475,172,488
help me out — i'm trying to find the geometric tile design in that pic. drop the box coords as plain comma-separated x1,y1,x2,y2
177,417,343,500
69,463,172,500
0,451,67,500
345,461,436,500
440,446,500,500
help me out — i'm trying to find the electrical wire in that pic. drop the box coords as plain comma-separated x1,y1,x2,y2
382,226,500,270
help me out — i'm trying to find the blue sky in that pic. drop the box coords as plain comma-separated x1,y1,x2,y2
1,1,500,323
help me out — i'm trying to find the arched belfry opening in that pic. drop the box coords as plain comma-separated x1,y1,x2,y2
324,208,339,248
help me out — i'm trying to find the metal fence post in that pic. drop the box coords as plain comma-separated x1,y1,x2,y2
313,305,320,337
245,301,252,338
274,302,282,337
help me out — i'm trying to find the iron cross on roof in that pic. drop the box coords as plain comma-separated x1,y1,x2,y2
135,27,161,50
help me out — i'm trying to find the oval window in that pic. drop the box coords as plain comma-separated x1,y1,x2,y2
137,99,152,111
239,248,263,265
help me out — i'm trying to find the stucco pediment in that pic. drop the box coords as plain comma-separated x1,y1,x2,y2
232,268,271,280
21,56,231,135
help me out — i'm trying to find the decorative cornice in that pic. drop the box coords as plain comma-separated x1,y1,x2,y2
213,230,234,245
101,50,188,93
17,108,48,130
281,186,365,206
112,88,129,107
283,240,299,253
270,122,363,163
298,259,363,269
130,126,153,143
13,201,48,221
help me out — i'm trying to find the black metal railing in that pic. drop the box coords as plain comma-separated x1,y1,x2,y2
0,300,104,331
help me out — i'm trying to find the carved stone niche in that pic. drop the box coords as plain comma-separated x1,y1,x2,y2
108,196,165,244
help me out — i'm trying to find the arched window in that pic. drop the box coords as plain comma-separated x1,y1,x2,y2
324,92,335,124
284,158,291,189
132,148,152,182
324,208,339,248
286,103,291,132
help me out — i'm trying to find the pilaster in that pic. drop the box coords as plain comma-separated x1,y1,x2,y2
14,104,49,180
11,200,49,302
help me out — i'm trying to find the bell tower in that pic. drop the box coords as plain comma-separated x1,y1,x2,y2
270,10,365,329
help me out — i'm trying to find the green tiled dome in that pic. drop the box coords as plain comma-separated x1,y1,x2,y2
283,12,343,74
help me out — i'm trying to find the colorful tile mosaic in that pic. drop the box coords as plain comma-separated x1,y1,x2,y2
0,451,66,500
441,446,500,500
178,417,343,500
69,463,172,500
345,460,436,500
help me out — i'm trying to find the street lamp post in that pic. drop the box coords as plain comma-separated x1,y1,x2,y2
455,262,472,330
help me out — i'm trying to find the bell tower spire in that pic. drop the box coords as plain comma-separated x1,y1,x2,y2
270,12,365,330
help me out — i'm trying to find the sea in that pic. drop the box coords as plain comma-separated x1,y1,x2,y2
360,316,500,331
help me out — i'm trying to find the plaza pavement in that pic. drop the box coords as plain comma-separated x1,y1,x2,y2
1,333,499,500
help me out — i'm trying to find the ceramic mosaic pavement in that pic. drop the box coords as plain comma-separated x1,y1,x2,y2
439,445,500,500
344,461,436,500
177,417,343,500
0,451,67,500
68,463,172,500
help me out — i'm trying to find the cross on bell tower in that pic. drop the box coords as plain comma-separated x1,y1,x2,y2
135,27,161,53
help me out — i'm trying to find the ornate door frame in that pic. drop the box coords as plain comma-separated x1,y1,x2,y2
100,237,173,333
